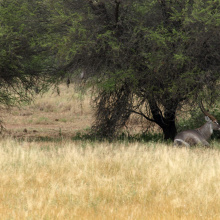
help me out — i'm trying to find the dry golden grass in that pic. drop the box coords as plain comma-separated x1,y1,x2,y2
1,83,220,219
0,139,220,219
2,84,93,138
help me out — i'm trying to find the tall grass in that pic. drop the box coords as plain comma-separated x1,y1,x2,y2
0,139,220,219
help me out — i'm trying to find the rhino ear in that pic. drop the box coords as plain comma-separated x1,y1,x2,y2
205,116,212,122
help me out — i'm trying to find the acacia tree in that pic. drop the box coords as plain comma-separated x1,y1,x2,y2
50,0,220,140
0,0,58,108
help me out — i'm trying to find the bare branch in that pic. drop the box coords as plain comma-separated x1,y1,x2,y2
115,0,120,24
128,109,155,123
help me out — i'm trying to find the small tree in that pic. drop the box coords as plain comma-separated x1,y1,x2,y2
47,0,220,140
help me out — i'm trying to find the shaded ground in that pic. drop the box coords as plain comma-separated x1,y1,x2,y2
3,115,92,139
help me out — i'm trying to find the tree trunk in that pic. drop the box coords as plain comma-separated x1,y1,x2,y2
162,105,178,140
148,99,178,141
162,119,177,140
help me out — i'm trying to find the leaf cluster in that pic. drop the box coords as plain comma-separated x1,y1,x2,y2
0,0,58,107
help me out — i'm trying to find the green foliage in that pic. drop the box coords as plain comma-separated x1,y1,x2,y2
71,129,163,143
45,0,220,139
0,0,58,107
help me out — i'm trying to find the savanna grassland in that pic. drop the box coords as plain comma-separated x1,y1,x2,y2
2,84,94,139
1,84,220,219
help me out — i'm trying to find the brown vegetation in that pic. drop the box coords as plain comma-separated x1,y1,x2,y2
0,140,220,219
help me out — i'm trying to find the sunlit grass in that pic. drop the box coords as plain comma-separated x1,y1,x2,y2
0,139,220,219
2,84,93,139
32,84,91,115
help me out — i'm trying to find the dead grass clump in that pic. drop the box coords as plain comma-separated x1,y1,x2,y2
0,139,220,219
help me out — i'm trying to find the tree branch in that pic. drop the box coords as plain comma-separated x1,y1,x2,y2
127,109,156,123
115,0,120,24
148,98,167,127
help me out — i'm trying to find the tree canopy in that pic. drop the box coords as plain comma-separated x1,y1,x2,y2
0,0,58,107
50,0,220,139
1,0,220,139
